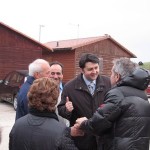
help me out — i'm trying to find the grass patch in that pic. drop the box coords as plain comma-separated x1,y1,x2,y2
139,62,150,70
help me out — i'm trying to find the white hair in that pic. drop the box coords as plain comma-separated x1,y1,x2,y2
28,59,49,76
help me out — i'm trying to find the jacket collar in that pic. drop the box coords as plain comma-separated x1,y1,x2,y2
75,74,105,92
26,76,35,84
82,74,96,86
29,107,59,121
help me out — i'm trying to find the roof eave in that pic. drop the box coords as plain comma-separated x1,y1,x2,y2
52,47,72,51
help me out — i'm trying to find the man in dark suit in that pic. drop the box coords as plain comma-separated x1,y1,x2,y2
58,53,111,150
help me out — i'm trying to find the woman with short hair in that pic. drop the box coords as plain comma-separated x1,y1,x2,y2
9,77,78,150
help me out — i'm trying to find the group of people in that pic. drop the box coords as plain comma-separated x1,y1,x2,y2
15,59,69,126
8,53,150,150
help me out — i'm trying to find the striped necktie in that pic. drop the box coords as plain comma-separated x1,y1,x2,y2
88,82,94,95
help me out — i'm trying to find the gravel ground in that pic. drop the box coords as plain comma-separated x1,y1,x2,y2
0,101,15,150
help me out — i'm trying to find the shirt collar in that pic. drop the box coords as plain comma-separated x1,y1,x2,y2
59,82,63,92
83,75,96,86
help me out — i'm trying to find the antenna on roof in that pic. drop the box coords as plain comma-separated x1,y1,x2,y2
56,41,59,47
39,25,45,42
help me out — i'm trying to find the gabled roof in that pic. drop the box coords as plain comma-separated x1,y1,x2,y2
44,35,136,57
45,36,106,49
0,22,52,52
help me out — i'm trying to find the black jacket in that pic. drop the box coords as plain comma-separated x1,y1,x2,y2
81,68,150,150
10,109,78,150
58,74,111,150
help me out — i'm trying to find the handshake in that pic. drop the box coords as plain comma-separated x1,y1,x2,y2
65,96,88,136
70,117,88,137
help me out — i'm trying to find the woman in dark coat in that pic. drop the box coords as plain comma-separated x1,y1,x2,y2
9,77,79,150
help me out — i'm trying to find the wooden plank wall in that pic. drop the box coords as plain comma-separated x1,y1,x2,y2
43,50,75,83
0,25,42,79
75,39,131,77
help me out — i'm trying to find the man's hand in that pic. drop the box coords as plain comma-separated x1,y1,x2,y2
70,126,84,137
65,97,74,112
75,117,88,127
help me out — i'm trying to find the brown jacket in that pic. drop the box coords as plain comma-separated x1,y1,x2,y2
58,73,111,150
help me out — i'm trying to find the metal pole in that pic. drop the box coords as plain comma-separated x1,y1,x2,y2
77,24,79,38
39,25,44,42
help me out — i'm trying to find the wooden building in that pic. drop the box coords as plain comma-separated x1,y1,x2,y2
0,22,136,82
0,22,52,79
44,35,136,82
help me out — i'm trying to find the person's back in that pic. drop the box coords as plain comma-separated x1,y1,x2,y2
10,114,66,150
102,86,150,150
10,77,78,150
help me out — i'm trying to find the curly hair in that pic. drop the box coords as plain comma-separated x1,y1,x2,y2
27,77,59,112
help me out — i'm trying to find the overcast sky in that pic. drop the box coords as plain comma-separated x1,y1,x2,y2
0,0,150,63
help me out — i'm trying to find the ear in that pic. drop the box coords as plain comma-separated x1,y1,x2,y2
115,73,121,82
34,72,39,79
80,68,84,74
